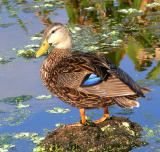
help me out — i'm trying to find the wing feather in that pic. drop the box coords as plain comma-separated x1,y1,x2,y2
54,52,144,98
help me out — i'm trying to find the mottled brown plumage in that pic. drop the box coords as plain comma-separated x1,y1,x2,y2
36,23,149,124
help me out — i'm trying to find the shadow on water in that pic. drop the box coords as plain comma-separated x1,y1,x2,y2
0,0,160,151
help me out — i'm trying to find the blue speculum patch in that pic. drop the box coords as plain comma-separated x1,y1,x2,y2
82,74,102,86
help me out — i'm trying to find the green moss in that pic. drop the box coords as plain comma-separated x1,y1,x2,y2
40,116,147,152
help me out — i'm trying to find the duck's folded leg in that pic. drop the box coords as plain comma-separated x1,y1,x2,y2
93,107,110,124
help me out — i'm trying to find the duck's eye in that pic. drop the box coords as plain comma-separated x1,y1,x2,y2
51,30,55,33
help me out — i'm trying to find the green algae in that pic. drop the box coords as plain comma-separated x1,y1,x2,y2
0,95,32,104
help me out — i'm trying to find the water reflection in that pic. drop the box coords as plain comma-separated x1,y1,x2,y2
0,0,159,78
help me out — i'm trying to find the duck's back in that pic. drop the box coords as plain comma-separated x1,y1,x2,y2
49,52,146,109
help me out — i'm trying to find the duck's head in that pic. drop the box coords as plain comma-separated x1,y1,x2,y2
36,23,72,58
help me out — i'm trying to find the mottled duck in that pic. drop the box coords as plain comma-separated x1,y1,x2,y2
36,23,148,126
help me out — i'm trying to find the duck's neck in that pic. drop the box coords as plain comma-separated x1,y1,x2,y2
47,47,71,67
40,45,71,88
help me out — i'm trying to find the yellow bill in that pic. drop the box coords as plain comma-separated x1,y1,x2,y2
36,40,50,58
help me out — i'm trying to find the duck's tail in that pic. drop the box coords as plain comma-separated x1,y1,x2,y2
140,86,151,95
114,96,139,109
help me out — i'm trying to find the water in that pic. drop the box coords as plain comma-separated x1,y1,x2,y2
0,0,160,151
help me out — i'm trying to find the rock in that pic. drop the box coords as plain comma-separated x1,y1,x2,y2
38,116,147,152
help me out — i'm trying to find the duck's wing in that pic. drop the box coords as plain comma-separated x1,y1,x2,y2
54,52,144,98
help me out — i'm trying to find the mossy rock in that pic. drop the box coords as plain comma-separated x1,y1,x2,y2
39,116,147,152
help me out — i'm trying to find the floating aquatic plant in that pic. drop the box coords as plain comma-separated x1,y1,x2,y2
13,132,45,149
0,144,15,152
13,132,38,140
30,36,42,41
0,95,32,104
0,134,14,152
16,103,30,109
0,57,13,64
118,8,144,15
2,109,31,127
46,107,70,114
17,49,36,58
55,123,64,127
35,95,52,100
146,2,160,8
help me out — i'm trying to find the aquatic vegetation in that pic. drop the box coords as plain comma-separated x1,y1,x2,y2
143,122,160,150
0,57,14,64
118,8,144,14
13,132,38,140
54,123,64,127
46,107,70,114
16,103,30,109
24,44,40,49
2,109,32,127
137,78,160,86
0,144,15,152
0,134,15,152
13,132,45,151
0,95,32,104
33,146,46,152
30,36,42,41
146,2,160,8
35,95,52,100
17,49,36,58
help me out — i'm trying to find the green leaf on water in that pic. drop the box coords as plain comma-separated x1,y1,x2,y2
0,58,13,64
146,2,160,8
35,95,52,100
0,133,14,152
13,132,38,140
16,103,30,109
3,117,14,122
0,144,15,152
46,107,70,114
17,49,36,58
0,95,32,104
55,123,65,127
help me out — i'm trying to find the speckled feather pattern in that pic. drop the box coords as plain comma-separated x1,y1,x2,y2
40,49,144,109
